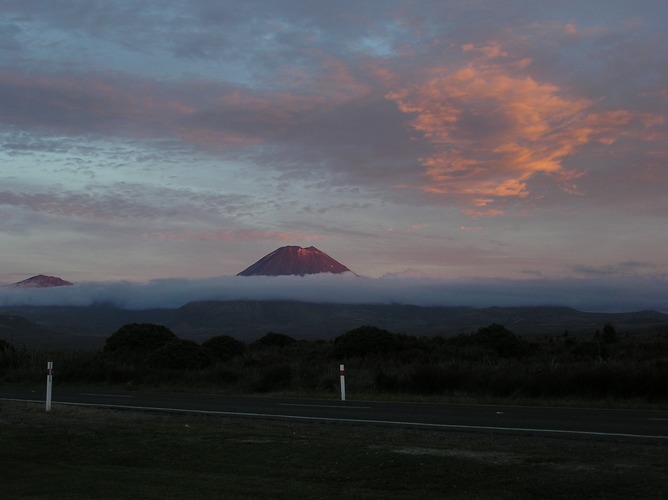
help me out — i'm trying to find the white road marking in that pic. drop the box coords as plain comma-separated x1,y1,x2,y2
280,403,370,409
4,397,666,441
77,393,134,398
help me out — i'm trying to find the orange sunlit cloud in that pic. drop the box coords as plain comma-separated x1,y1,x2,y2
386,44,664,216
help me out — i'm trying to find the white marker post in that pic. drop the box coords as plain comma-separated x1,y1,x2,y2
339,364,346,401
45,361,53,412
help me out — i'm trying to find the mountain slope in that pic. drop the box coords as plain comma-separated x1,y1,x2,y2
0,314,67,347
6,275,73,288
2,301,668,347
237,246,353,276
171,301,668,341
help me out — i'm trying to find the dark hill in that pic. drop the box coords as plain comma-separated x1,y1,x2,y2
1,302,667,347
171,302,668,342
0,315,67,348
0,305,173,348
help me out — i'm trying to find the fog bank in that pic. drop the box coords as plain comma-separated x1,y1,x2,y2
1,273,666,313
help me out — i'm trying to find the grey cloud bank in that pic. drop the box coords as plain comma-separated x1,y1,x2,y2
0,274,665,313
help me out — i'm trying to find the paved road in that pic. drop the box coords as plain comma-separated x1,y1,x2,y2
1,387,667,442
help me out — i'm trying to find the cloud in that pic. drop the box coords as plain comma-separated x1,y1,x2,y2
572,260,661,277
0,183,259,222
0,273,665,313
0,65,397,172
143,229,325,243
0,188,159,221
1,1,666,285
2,12,664,219
386,43,665,216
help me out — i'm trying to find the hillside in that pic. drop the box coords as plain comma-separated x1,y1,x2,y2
0,315,69,348
1,301,667,348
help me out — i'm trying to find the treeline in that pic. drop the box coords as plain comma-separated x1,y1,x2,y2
1,323,667,402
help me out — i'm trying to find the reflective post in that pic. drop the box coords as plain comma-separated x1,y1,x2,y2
46,361,53,412
339,364,346,401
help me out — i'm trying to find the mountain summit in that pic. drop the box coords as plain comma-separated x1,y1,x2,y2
237,246,354,277
7,275,73,288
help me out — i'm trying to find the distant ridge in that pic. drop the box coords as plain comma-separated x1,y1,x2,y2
237,246,354,277
6,275,73,288
3,302,668,348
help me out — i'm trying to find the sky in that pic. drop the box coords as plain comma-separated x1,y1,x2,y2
1,1,667,311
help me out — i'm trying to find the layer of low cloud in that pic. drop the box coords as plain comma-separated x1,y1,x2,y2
0,274,665,313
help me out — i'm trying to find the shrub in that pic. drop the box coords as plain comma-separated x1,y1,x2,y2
0,339,14,353
603,323,618,344
0,340,17,377
251,364,292,392
448,324,529,358
254,332,297,348
204,365,241,386
203,335,245,361
408,364,455,394
146,340,212,370
374,369,402,392
332,325,399,358
103,323,178,364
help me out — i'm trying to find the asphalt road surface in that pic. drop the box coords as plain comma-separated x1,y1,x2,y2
1,387,667,442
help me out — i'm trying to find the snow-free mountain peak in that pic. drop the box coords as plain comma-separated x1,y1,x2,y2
237,246,354,276
7,275,73,288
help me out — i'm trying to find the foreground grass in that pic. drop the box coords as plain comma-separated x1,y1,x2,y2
1,402,667,499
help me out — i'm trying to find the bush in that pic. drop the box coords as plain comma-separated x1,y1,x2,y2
254,332,297,348
449,324,529,358
203,335,245,361
103,323,178,364
203,365,241,386
251,364,292,392
408,364,456,394
2,319,667,402
332,325,399,358
603,323,618,344
0,339,14,353
146,340,212,370
374,369,401,392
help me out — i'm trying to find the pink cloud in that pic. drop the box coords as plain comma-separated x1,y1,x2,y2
386,45,665,216
461,42,508,59
564,23,578,35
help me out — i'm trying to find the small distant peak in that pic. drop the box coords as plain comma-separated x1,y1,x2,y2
7,274,73,288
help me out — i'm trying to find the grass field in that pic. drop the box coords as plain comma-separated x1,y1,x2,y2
1,401,666,499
